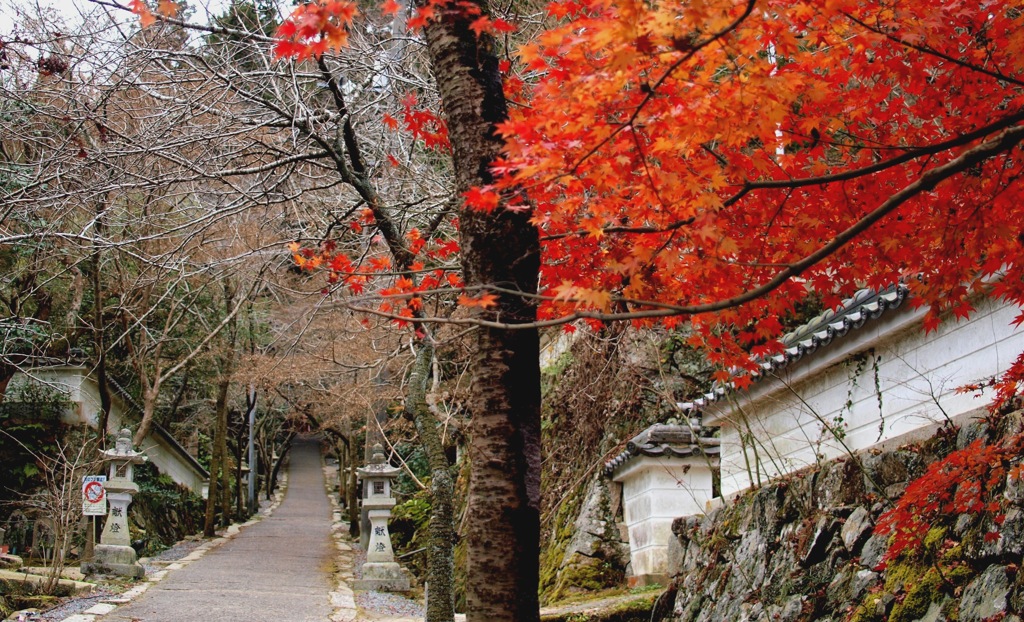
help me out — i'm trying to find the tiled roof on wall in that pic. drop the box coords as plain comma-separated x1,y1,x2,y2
604,423,720,476
679,283,910,414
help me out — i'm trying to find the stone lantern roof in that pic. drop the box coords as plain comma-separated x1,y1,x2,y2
357,443,400,479
100,428,148,465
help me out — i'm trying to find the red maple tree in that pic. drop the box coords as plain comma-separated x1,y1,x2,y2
493,0,1023,388
247,0,1024,400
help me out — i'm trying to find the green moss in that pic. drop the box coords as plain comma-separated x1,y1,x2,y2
889,568,942,622
0,578,68,616
848,596,884,622
389,492,432,579
946,563,974,585
539,490,584,604
921,527,947,555
541,350,575,396
882,557,923,594
541,591,661,622
133,461,205,554
557,559,624,593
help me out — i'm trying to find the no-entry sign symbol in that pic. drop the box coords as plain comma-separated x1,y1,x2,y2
83,475,107,516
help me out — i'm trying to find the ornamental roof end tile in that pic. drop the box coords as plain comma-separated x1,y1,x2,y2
604,423,720,477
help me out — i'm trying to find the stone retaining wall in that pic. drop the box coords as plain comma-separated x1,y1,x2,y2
666,416,1024,622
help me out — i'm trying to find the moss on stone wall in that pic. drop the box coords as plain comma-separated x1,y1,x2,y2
540,486,584,603
666,414,1024,622
541,590,661,622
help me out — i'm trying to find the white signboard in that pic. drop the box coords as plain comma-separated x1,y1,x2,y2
82,475,107,516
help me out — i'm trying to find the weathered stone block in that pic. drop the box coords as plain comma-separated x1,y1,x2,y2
666,529,687,578
0,553,23,569
779,596,803,622
760,543,797,602
672,515,699,542
954,512,975,536
840,506,873,554
959,565,1009,622
352,562,411,592
736,484,784,533
1005,468,1024,506
862,450,921,493
815,459,865,507
82,543,144,579
850,569,879,601
799,515,838,568
730,528,768,591
915,598,949,622
858,533,889,570
825,567,853,609
956,418,989,450
995,507,1024,556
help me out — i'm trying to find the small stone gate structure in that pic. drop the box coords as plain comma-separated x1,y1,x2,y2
605,423,719,586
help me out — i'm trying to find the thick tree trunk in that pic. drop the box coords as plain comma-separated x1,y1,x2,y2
92,255,112,447
347,439,359,537
335,436,347,506
407,344,455,622
422,7,542,621
234,420,246,518
134,384,161,448
204,374,230,536
219,413,232,526
333,433,359,535
268,433,295,498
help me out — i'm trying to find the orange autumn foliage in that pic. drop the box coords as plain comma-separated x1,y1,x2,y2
128,0,180,27
272,0,1024,398
493,0,1024,382
275,1,358,59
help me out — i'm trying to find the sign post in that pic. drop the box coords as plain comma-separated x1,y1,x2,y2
82,475,107,516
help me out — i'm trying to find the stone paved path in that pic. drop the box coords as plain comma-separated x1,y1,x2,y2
103,437,335,622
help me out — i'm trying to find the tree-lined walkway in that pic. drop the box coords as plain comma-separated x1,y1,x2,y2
104,437,336,622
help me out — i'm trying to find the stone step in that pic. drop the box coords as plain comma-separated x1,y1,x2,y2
0,569,95,594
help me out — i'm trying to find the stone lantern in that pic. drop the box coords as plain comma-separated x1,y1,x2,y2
82,428,147,578
354,443,410,592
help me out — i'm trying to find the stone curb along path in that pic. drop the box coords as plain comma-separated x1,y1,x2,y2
322,461,357,622
55,472,290,622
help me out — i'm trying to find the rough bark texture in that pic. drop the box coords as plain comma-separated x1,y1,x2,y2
422,6,542,621
347,439,359,536
219,399,232,525
93,206,112,447
407,344,455,622
204,374,230,536
268,435,294,500
205,281,238,533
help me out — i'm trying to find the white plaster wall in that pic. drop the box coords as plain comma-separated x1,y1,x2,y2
139,438,206,492
20,367,128,431
613,455,717,578
12,367,206,493
708,297,1024,497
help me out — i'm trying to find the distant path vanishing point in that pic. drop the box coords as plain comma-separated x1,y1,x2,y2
104,436,335,622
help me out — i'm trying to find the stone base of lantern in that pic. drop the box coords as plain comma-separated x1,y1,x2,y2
353,562,411,592
82,544,144,579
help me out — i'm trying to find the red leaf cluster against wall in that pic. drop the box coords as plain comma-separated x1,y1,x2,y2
875,434,1024,567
